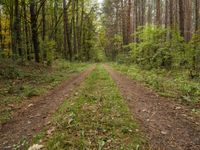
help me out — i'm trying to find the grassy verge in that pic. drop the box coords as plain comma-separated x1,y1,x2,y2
40,65,145,149
0,59,89,124
111,63,200,109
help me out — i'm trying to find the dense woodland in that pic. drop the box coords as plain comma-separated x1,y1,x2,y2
102,0,200,76
0,0,101,63
1,0,200,149
1,0,200,77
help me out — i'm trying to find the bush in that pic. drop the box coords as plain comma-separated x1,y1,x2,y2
0,66,22,79
187,31,200,78
128,26,186,69
41,40,56,66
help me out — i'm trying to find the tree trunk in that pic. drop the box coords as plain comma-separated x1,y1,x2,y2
42,0,46,41
184,0,192,42
169,0,173,29
79,0,84,53
195,0,200,32
63,0,72,61
22,0,31,60
72,0,77,56
127,0,131,43
0,7,2,51
179,0,184,37
156,0,161,26
76,0,79,57
30,0,40,62
63,0,68,58
165,0,168,28
13,0,22,59
147,0,152,25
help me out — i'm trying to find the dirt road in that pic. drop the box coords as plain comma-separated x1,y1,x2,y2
0,66,95,149
105,65,200,150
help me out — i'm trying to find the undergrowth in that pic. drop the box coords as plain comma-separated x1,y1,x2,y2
111,63,200,107
0,59,89,124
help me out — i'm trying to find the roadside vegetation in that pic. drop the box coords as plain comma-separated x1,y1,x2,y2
0,59,89,124
111,63,200,110
36,65,145,149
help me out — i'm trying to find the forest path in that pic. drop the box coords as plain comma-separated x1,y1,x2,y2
0,65,95,149
104,65,200,150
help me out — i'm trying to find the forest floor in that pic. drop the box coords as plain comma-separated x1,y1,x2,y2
0,64,200,149
0,65,95,149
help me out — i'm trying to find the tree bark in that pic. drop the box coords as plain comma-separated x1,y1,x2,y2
184,0,192,42
63,0,72,61
179,0,184,37
30,0,40,62
156,0,161,26
195,0,200,32
22,0,31,60
13,0,22,59
42,0,46,41
0,7,2,51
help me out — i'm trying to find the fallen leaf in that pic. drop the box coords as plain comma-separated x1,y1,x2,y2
28,144,44,150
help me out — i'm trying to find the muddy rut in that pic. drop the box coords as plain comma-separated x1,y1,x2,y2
105,65,200,150
0,66,95,149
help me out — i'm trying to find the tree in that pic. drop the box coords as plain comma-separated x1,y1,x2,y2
195,0,200,32
179,0,184,37
30,0,40,62
0,6,2,51
184,0,192,42
156,0,161,26
13,0,22,59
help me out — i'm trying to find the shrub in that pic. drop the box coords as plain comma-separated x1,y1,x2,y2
128,26,186,70
0,66,22,79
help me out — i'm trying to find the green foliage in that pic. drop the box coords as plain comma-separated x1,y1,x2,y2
41,40,56,66
187,31,200,77
0,66,22,79
128,26,186,69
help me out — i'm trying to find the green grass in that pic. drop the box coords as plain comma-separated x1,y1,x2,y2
111,63,200,106
43,65,145,150
0,59,89,124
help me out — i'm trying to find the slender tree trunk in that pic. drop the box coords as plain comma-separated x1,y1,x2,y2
169,0,173,29
195,0,200,32
0,8,2,51
30,0,40,62
13,0,22,59
63,0,68,58
165,0,168,29
156,0,161,26
79,0,84,53
141,0,146,26
184,0,192,42
134,0,139,42
147,0,152,25
63,0,72,61
42,0,46,41
121,0,127,45
76,0,79,57
22,0,31,60
72,0,77,56
179,0,184,37
127,0,131,43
